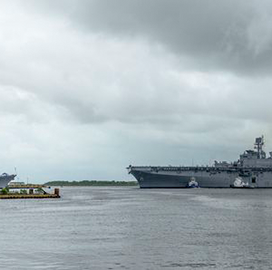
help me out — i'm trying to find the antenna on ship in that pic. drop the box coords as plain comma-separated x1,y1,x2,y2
254,135,265,159
14,167,20,182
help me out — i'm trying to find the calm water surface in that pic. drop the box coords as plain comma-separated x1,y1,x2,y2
1,187,272,269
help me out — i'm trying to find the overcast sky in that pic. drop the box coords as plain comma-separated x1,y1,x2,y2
1,0,272,183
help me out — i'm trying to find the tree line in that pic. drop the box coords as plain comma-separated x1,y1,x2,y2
44,180,138,186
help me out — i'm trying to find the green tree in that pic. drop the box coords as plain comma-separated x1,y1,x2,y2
1,187,9,195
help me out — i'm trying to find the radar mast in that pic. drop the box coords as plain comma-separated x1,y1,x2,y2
254,135,265,159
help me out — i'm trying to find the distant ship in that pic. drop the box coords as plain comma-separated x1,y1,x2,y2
0,173,16,188
128,136,272,188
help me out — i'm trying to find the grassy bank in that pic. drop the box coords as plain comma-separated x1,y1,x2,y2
44,180,138,186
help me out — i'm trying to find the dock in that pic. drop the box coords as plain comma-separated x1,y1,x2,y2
7,184,46,189
0,185,61,199
0,193,60,199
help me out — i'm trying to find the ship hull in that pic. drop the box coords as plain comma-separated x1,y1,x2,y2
129,137,272,188
129,167,272,188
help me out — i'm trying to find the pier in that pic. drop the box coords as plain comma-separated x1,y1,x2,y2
0,193,60,199
0,185,61,199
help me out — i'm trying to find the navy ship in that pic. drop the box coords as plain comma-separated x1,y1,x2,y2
0,173,16,188
128,136,272,188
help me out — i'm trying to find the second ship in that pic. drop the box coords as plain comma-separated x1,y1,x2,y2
0,173,16,188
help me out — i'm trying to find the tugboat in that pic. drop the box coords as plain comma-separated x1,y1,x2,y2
230,177,253,188
186,177,199,188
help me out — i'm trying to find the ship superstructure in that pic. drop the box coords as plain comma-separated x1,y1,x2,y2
0,173,16,188
128,136,272,188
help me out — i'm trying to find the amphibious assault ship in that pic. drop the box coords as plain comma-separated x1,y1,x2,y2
128,136,272,188
0,173,16,188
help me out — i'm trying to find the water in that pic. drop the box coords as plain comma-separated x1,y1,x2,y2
1,187,272,269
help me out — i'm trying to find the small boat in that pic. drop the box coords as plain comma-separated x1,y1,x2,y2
230,177,253,188
186,177,199,188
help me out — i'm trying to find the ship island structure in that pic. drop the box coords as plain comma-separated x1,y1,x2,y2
128,136,272,188
0,173,16,188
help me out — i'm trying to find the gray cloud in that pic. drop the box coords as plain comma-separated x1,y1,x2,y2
0,0,271,182
26,0,272,75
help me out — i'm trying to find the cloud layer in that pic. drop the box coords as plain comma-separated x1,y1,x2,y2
0,1,271,182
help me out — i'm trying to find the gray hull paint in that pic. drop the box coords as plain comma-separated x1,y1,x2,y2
0,174,16,188
129,137,272,188
131,169,272,188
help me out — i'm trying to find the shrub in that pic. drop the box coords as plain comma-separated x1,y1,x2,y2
1,188,8,195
